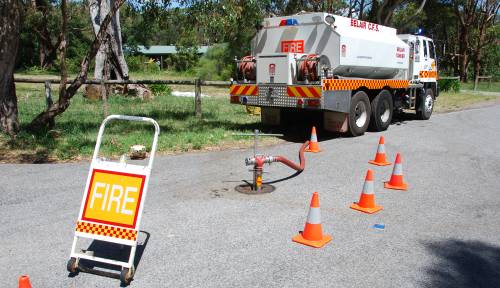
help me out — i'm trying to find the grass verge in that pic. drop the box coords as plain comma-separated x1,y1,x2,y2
460,81,500,93
2,80,499,163
1,82,270,163
434,91,499,113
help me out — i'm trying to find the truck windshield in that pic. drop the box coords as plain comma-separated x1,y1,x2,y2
429,41,435,59
423,40,428,58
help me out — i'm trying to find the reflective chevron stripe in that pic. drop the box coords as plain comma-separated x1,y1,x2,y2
419,71,438,78
322,79,409,91
229,85,258,96
287,86,322,98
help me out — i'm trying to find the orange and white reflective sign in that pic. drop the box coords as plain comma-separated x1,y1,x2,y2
229,84,258,96
287,86,321,98
81,169,145,229
419,70,438,79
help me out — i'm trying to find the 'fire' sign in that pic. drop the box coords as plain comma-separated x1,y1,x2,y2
81,169,145,229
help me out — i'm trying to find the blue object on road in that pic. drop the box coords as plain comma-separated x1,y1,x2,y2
373,223,385,229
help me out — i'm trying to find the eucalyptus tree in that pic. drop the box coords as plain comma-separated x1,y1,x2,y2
0,0,22,136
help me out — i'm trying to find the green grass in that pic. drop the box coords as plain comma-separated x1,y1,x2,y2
434,91,499,113
1,82,262,162
460,81,500,93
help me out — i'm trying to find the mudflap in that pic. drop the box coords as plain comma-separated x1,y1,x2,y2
261,107,281,126
324,111,348,133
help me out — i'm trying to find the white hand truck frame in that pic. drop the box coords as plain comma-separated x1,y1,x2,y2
67,115,160,285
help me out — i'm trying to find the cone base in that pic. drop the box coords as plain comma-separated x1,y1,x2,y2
384,181,408,191
305,148,321,153
350,203,383,214
292,233,332,248
368,160,391,166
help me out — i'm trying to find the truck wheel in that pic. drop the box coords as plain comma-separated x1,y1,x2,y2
369,90,393,131
417,88,434,120
348,91,371,136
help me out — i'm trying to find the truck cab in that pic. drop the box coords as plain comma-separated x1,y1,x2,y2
398,34,439,97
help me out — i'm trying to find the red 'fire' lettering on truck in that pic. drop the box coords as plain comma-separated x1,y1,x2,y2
281,40,304,53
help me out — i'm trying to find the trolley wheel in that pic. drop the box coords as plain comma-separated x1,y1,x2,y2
120,266,135,285
66,257,79,273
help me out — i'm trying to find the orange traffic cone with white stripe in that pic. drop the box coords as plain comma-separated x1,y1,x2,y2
18,275,32,288
369,136,391,166
350,169,383,214
292,192,332,248
384,153,408,190
305,126,321,153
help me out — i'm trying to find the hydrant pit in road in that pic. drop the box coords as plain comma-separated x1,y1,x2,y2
235,141,308,195
235,183,276,194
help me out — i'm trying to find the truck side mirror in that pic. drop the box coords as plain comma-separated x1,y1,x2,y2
325,15,335,26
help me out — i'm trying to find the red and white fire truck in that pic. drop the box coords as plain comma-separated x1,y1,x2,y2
229,12,438,136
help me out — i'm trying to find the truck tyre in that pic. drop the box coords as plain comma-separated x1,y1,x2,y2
417,88,434,120
348,91,371,136
369,90,393,132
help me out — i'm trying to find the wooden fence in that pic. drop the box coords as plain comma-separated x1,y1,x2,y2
439,75,494,91
14,78,232,118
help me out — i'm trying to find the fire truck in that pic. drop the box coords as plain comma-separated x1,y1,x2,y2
229,12,438,136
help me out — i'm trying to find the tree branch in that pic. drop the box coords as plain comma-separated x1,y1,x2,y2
28,0,126,131
397,0,427,30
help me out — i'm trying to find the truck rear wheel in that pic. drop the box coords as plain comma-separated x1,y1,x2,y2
369,90,393,132
348,91,371,136
417,88,434,120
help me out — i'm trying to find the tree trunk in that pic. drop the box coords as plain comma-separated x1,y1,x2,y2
457,26,469,82
89,0,129,81
0,0,22,136
473,26,486,85
377,0,403,26
29,0,125,131
30,0,60,69
359,0,366,20
472,1,499,84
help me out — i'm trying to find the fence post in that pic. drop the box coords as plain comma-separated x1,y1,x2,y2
101,79,109,117
44,80,55,128
44,81,53,109
195,78,202,118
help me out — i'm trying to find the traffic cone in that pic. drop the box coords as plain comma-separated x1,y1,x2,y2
350,169,383,214
384,153,408,190
292,192,332,248
18,275,32,288
369,136,391,166
305,126,321,153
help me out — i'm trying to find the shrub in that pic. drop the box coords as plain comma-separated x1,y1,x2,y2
126,55,160,73
149,84,172,96
438,78,461,92
196,44,233,81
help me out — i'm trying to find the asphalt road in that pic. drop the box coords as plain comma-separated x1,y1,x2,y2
1,105,500,288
